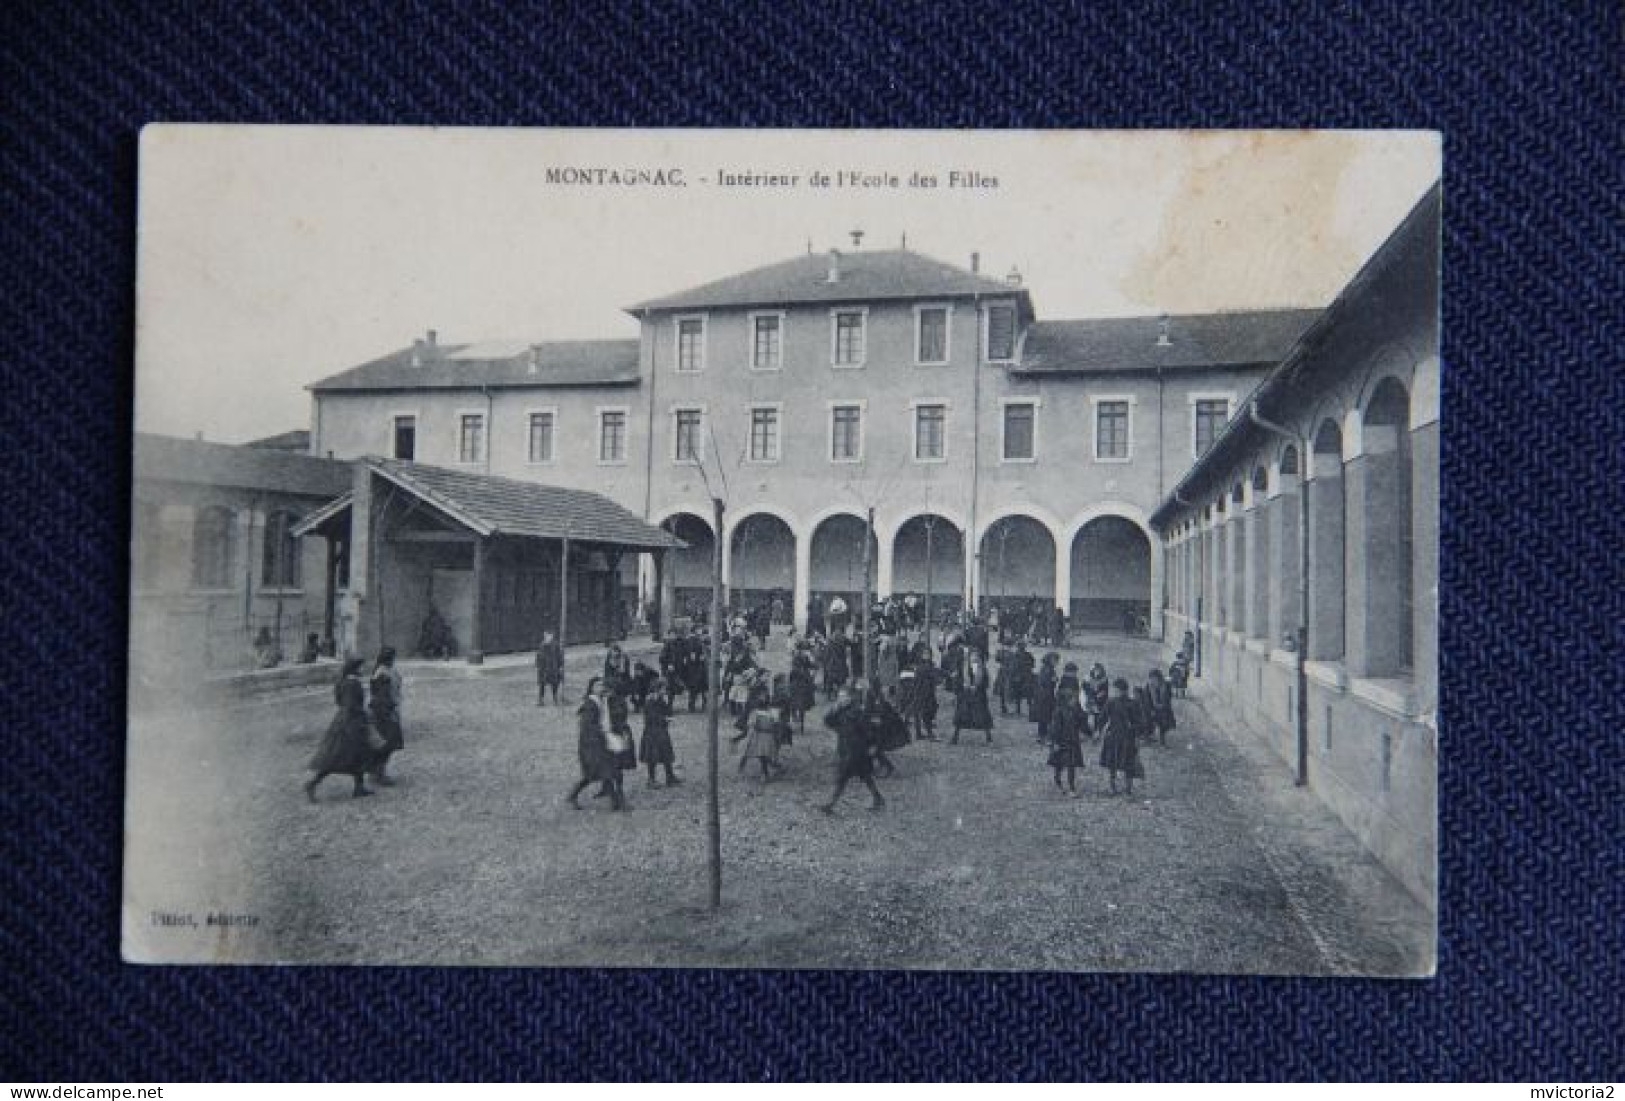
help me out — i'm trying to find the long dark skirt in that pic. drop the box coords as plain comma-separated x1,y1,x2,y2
955,686,993,730
1098,729,1144,778
1047,737,1084,769
310,711,376,776
639,724,675,766
836,751,873,782
370,707,404,754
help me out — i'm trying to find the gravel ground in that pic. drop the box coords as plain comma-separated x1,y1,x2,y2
123,633,1433,974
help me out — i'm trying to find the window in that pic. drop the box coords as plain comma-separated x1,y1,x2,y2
830,404,863,461
1002,402,1035,461
673,408,703,463
748,406,781,462
1096,400,1131,460
261,510,301,589
986,304,1016,361
914,403,946,461
676,316,705,373
599,408,628,463
1193,397,1230,456
832,310,865,367
392,415,416,461
190,505,234,589
527,411,554,463
457,413,485,464
916,306,949,364
750,313,782,370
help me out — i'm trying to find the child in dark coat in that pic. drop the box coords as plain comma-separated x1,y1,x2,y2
1098,678,1146,795
1048,671,1087,794
305,658,379,802
819,686,885,813
1146,668,1176,746
639,683,680,787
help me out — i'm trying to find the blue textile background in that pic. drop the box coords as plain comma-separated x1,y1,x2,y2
2,0,1620,1081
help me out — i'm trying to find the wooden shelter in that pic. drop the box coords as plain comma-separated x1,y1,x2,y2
295,458,684,661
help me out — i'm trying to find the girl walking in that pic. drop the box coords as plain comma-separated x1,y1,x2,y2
305,657,379,802
951,652,994,744
367,646,404,786
639,681,680,787
1146,668,1176,746
1097,678,1146,796
1048,670,1087,795
736,679,788,782
568,677,625,810
819,686,885,813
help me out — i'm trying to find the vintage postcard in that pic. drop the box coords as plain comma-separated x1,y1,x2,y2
125,127,1439,973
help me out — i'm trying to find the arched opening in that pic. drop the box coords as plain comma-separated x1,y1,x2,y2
729,513,796,620
1227,483,1247,633
1246,467,1270,639
978,515,1055,620
1307,418,1346,661
1269,445,1303,647
1354,379,1414,676
660,512,715,624
808,514,878,626
891,514,965,624
1070,515,1151,632
191,505,235,589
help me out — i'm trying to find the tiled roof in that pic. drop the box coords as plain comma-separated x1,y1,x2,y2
368,458,684,550
1017,309,1322,374
307,338,641,392
134,433,352,497
628,249,1032,312
245,428,311,451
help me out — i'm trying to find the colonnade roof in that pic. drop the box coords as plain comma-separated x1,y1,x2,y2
1149,181,1441,533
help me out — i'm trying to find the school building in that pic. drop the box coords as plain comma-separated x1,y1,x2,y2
306,244,1324,643
1151,183,1440,905
128,432,352,684
128,434,681,678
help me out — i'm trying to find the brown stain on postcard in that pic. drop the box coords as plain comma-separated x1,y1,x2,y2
1122,132,1363,312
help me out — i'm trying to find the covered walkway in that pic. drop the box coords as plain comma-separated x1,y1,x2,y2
296,458,683,662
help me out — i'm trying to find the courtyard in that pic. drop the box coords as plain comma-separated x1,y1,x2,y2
124,633,1432,974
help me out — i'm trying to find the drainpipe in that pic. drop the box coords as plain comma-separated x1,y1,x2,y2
1249,399,1311,788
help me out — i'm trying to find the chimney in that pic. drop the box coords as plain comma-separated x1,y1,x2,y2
426,328,438,349
827,249,841,284
528,344,543,374
410,338,425,367
849,228,865,249
1156,314,1172,347
970,251,980,274
1005,265,1023,287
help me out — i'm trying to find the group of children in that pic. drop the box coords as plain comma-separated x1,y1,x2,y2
556,612,1195,812
1035,662,1178,796
566,654,684,812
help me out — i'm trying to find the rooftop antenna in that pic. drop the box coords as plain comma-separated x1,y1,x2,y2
900,231,908,250
849,228,865,249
